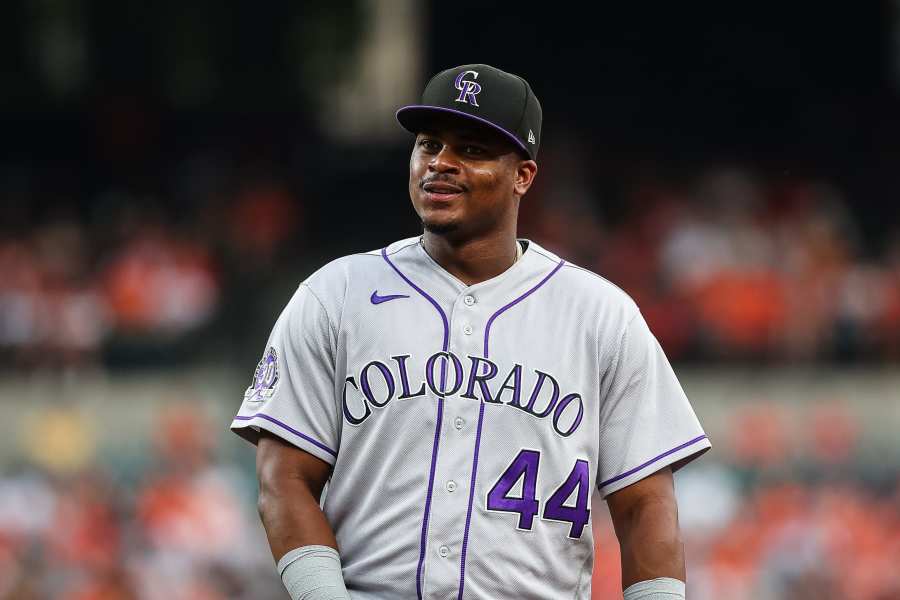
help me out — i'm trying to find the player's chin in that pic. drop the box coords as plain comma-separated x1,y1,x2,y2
416,202,464,233
422,215,462,235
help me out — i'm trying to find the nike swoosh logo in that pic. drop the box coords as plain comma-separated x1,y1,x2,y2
370,291,410,305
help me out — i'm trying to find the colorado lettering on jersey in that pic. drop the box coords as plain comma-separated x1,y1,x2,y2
341,351,585,437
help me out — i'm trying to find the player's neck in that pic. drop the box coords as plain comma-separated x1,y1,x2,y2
421,228,521,287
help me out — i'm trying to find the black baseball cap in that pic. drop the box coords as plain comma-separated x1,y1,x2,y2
396,64,542,160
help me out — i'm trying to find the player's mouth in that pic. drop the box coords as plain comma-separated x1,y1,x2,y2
422,180,466,202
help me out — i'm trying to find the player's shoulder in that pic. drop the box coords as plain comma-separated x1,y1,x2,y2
290,238,419,326
526,240,639,315
300,237,420,297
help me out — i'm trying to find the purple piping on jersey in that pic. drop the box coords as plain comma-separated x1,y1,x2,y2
457,400,485,600
396,105,530,156
382,247,450,340
457,258,566,599
381,246,449,600
483,259,566,357
598,434,709,489
232,413,337,457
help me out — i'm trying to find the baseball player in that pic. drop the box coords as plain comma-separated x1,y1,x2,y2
232,64,710,600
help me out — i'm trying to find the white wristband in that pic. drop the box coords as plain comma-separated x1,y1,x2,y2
623,577,686,599
277,545,350,600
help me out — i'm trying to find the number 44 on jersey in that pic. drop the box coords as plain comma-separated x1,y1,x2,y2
486,449,591,539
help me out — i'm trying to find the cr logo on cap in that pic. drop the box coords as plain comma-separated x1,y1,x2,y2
454,70,481,107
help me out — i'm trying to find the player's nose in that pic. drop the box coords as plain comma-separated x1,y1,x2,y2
428,147,461,173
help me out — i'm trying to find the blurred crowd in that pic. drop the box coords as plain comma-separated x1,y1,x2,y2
593,475,900,600
0,401,896,600
0,168,303,370
527,165,900,363
592,402,900,600
3,158,900,368
0,406,281,600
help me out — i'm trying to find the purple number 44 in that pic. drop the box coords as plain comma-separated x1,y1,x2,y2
486,449,591,539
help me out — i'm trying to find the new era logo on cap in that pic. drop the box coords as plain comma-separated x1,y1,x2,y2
396,64,543,160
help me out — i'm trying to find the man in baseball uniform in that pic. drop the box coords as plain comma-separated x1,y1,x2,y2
232,64,710,599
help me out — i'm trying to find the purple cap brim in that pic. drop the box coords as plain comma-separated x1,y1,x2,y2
396,105,531,157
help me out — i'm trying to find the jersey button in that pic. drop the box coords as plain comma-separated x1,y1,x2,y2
454,417,465,430
446,480,457,492
464,295,475,306
438,545,450,558
463,324,473,335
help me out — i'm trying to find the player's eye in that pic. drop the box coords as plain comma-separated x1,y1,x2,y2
464,145,485,156
419,138,440,152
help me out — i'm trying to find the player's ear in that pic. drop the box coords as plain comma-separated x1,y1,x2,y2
513,159,538,198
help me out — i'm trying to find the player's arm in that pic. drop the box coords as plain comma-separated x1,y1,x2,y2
607,466,686,598
256,430,349,600
256,429,337,556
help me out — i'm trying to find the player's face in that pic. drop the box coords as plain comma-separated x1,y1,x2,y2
409,118,536,238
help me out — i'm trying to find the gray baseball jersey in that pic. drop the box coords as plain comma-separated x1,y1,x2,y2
232,236,710,599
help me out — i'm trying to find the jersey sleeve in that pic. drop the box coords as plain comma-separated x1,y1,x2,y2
230,283,341,466
596,312,710,498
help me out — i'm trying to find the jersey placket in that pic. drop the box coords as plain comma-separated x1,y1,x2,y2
420,289,486,599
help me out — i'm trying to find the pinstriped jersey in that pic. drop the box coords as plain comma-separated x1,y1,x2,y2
231,236,710,599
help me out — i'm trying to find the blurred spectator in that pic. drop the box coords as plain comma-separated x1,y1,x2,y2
728,404,791,468
103,226,218,336
228,176,302,269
